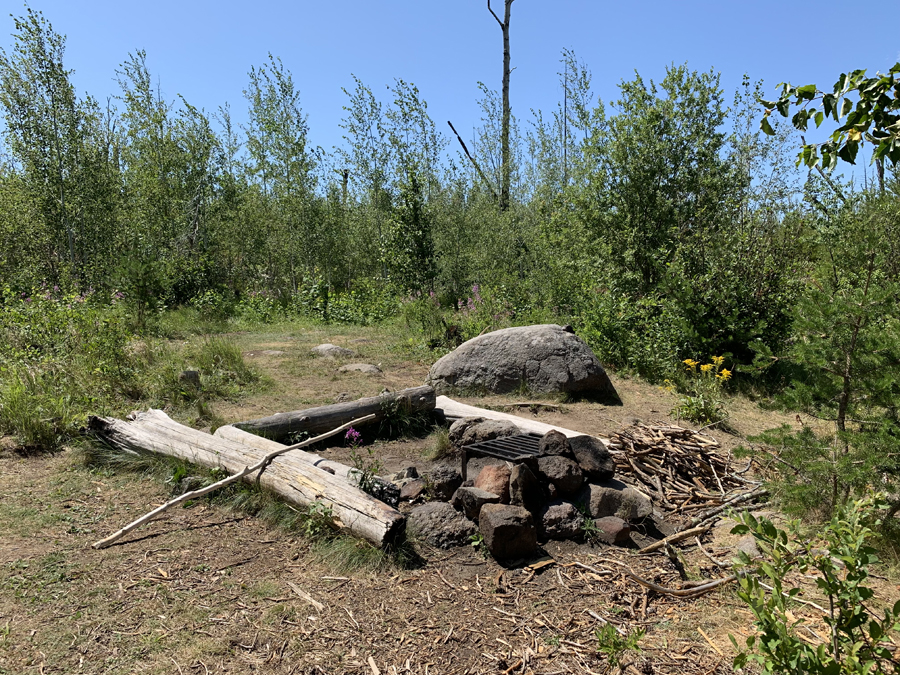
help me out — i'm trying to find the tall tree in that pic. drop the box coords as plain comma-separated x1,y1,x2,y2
0,8,104,284
487,0,514,211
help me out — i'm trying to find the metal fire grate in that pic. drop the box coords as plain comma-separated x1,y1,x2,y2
460,433,542,480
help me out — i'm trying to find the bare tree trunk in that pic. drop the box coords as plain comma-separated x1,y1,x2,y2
488,0,514,212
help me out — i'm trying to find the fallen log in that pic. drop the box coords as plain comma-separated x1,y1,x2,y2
233,385,436,442
213,424,398,502
435,395,612,446
88,410,405,547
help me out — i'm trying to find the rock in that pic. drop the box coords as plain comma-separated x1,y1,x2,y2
334,392,353,403
427,324,617,396
408,502,477,549
474,464,511,503
479,504,537,560
451,487,501,521
538,430,571,457
427,465,463,501
449,417,520,447
537,501,583,540
338,363,383,375
535,456,584,495
178,370,201,389
509,464,544,514
736,535,761,559
580,480,653,522
399,479,427,502
311,343,355,359
569,435,615,481
366,479,400,508
594,516,632,544
391,466,419,482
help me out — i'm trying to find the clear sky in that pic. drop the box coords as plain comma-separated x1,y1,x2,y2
3,0,900,159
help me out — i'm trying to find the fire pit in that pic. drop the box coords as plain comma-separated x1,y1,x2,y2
460,433,543,480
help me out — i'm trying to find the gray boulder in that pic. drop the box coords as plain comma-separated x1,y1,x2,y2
451,486,501,521
479,504,537,560
426,324,617,396
449,417,520,447
569,435,616,481
537,501,583,540
408,502,476,549
427,465,463,501
580,479,653,522
535,456,584,495
538,430,571,457
311,343,355,359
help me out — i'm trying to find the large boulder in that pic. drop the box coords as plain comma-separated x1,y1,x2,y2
427,324,617,396
408,502,476,549
311,343,355,359
479,504,537,560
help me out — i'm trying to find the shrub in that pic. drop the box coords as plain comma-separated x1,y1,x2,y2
731,495,900,675
667,356,732,425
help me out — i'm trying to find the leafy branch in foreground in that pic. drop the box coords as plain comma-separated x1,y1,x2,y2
760,63,900,170
731,495,900,675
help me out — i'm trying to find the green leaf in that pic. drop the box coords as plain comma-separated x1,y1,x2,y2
796,84,817,100
838,140,859,164
760,117,775,136
814,111,824,128
841,98,853,118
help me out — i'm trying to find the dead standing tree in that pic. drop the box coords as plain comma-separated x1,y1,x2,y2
488,0,514,212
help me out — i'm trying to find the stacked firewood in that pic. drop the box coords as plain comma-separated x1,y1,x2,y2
609,423,748,512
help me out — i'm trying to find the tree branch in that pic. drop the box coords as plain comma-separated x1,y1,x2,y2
487,0,504,26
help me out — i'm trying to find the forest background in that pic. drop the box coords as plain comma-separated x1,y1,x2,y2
0,3,898,519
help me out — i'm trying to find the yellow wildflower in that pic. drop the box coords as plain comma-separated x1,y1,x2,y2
700,363,714,373
712,355,725,367
717,368,732,381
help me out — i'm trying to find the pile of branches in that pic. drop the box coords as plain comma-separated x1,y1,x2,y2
609,423,754,513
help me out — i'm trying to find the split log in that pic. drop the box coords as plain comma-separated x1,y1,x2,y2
88,410,405,547
214,424,397,497
233,385,436,442
435,395,612,446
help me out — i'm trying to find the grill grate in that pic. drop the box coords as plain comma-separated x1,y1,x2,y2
459,433,542,479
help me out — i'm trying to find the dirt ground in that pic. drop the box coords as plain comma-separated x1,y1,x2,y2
0,324,893,674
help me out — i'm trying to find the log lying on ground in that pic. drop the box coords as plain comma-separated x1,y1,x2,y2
435,395,612,446
233,385,436,442
88,410,405,547
214,424,398,499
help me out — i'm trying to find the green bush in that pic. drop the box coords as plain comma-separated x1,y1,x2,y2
731,495,900,675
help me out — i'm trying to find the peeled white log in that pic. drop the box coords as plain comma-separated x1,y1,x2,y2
435,395,611,446
213,424,395,494
88,410,405,547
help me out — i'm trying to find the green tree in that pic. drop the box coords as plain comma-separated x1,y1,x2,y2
760,63,900,188
752,195,900,516
0,8,117,287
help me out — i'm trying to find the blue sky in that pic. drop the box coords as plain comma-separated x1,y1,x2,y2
3,0,900,160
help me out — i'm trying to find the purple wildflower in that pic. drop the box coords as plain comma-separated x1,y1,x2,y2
345,427,362,448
